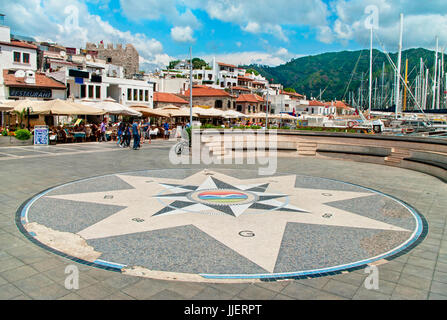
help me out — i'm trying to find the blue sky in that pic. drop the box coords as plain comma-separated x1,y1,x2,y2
2,0,446,71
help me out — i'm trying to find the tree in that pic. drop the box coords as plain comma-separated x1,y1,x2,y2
168,60,181,69
246,68,260,76
191,58,209,70
13,108,27,129
284,87,296,93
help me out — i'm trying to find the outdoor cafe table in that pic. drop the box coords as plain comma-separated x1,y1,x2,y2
73,132,86,142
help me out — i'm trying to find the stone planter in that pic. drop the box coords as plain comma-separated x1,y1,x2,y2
0,135,33,146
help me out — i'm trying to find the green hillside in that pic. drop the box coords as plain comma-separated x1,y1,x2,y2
242,48,445,103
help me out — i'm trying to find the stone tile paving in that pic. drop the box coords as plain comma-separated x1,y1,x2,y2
0,141,445,299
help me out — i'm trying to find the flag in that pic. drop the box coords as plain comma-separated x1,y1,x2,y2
292,108,296,117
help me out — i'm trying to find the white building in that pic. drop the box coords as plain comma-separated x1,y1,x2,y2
0,20,66,102
43,49,154,108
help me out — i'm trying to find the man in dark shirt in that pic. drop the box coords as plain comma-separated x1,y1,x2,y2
132,120,140,150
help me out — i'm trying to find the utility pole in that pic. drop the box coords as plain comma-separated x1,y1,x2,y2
265,88,269,129
189,46,193,128
368,27,373,115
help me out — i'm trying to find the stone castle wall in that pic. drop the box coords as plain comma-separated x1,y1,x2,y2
86,42,139,78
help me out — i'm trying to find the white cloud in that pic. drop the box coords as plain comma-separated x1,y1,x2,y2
170,26,195,43
242,22,261,33
120,0,329,43
198,50,302,67
327,0,447,49
119,0,201,29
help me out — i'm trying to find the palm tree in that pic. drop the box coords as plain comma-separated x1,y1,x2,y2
13,108,27,129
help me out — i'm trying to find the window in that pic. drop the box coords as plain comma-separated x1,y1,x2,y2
139,89,143,101
107,57,112,63
88,85,94,98
145,90,149,102
80,85,86,98
127,88,132,101
13,52,21,63
133,89,138,101
95,86,101,99
23,53,30,64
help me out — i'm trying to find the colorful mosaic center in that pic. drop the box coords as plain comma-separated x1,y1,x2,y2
198,191,249,204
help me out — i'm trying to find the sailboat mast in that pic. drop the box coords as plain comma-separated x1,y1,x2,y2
432,37,438,110
381,62,385,109
437,58,441,109
403,58,408,111
374,77,377,108
395,13,404,119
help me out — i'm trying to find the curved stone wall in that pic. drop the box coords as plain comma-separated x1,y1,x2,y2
198,130,447,182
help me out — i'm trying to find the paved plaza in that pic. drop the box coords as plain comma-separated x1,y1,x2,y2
0,141,446,300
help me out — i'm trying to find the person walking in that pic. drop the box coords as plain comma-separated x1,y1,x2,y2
142,118,151,144
163,121,170,140
117,121,124,147
99,119,107,142
132,119,140,150
120,123,131,148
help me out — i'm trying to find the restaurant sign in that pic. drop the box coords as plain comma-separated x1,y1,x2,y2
34,125,49,145
9,87,52,99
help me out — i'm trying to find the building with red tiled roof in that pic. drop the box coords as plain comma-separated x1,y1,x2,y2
182,85,234,110
231,86,251,93
3,69,65,89
2,69,67,103
0,38,38,74
281,90,304,100
184,86,231,97
217,62,237,68
235,94,264,114
153,91,188,108
308,100,326,107
0,40,37,50
324,100,354,115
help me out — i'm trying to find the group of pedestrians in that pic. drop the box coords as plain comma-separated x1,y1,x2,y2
116,119,151,150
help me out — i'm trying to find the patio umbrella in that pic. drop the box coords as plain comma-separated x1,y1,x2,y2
192,107,224,117
31,99,106,115
168,107,198,117
222,109,246,119
81,97,141,116
4,99,37,111
130,106,169,118
0,103,13,111
279,113,297,120
247,112,267,118
160,104,180,110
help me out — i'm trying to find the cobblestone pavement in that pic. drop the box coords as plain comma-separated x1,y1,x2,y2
0,141,446,300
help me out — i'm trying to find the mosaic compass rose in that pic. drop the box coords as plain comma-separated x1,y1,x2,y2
26,169,419,276
154,176,307,217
